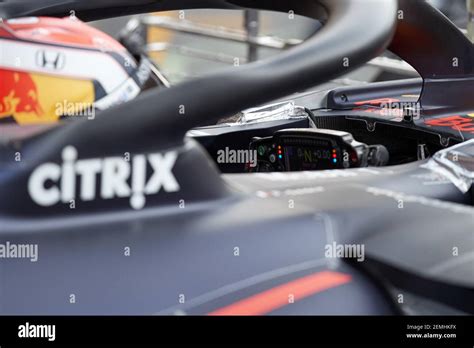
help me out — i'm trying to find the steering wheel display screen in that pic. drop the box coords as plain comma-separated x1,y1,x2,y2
284,144,337,171
280,136,340,171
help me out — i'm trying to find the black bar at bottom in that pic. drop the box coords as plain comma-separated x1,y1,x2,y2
0,316,472,345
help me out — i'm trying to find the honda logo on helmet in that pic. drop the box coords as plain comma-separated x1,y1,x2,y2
35,50,66,70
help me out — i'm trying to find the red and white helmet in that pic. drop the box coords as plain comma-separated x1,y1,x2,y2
0,16,155,124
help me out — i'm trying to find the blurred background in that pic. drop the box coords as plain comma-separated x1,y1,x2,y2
90,0,469,86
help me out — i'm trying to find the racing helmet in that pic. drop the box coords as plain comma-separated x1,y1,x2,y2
0,16,158,125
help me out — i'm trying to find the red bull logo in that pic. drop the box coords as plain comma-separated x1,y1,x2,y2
0,69,44,119
425,115,474,134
